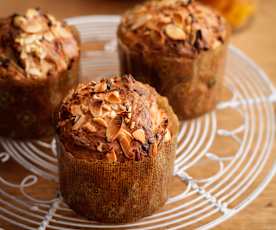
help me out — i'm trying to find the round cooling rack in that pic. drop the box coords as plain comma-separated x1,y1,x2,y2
1,16,276,230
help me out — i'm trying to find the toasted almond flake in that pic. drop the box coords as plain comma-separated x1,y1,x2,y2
72,115,87,130
89,100,102,117
14,16,27,28
130,122,136,129
47,14,57,25
109,110,117,118
83,122,96,133
24,21,45,33
44,32,55,42
150,143,158,156
26,8,39,18
105,148,117,162
81,104,89,113
132,128,146,144
94,82,107,92
165,24,186,40
163,129,171,142
212,40,221,50
150,30,165,44
102,104,111,111
173,13,184,26
97,143,104,152
27,68,42,76
106,117,122,142
105,91,121,104
159,15,171,24
93,117,108,127
118,130,133,159
71,105,83,116
131,14,152,30
112,104,118,110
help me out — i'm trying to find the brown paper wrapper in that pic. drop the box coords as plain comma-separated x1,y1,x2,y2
0,26,80,139
118,37,229,120
58,95,179,223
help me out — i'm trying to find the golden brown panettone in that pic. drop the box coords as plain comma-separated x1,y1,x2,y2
56,75,179,223
0,8,80,138
118,0,231,119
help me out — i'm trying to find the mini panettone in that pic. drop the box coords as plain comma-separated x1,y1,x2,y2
118,0,231,119
0,8,80,138
56,75,179,223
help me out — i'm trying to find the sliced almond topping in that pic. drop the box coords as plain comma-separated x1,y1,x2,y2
109,110,117,118
131,14,152,30
97,143,104,152
44,32,55,42
159,15,171,24
89,100,102,117
105,91,121,104
150,30,165,44
26,9,40,18
112,104,119,110
132,128,146,144
106,117,122,142
117,129,134,159
14,16,27,28
212,40,221,50
150,142,158,156
93,117,108,127
81,104,89,113
72,115,87,130
173,13,184,26
105,148,117,162
102,104,111,111
163,129,171,142
130,121,136,130
24,21,45,33
71,105,83,116
94,82,107,92
83,122,96,133
118,131,133,159
165,24,186,40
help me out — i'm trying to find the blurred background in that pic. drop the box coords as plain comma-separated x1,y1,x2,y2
0,0,274,83
0,0,275,229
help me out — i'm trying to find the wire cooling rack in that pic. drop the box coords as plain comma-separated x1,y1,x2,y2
0,16,276,230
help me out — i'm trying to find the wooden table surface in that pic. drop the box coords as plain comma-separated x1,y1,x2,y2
0,0,275,229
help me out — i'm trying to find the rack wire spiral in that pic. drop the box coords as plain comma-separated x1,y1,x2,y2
0,16,276,230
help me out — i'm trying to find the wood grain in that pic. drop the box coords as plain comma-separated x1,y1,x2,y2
0,0,275,229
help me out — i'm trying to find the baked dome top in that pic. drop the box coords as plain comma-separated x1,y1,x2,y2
118,0,229,58
0,8,79,79
57,75,172,162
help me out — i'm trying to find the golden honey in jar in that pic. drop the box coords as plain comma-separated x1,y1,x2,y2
199,0,257,29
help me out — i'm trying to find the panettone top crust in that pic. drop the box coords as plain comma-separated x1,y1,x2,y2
0,8,79,79
118,0,229,58
57,75,172,162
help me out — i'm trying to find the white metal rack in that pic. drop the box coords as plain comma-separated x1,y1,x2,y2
0,16,275,230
